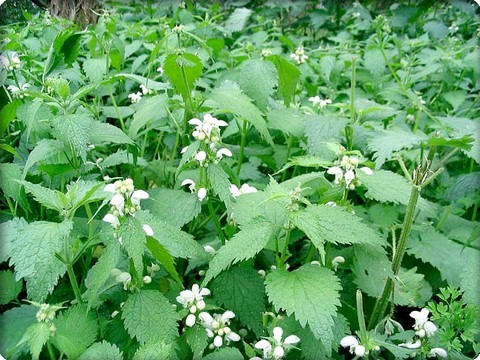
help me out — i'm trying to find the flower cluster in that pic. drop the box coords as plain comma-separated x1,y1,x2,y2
229,183,258,198
181,114,233,201
308,95,332,109
252,327,300,360
398,308,447,358
290,45,308,64
0,51,21,70
327,155,373,190
340,335,380,358
128,84,150,103
199,311,241,348
176,284,211,327
30,302,64,336
7,83,31,98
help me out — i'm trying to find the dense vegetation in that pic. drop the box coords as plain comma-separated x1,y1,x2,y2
0,0,479,359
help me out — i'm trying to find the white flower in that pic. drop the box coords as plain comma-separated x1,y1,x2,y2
110,193,125,215
308,96,332,109
181,178,196,192
399,340,422,349
331,256,345,271
359,166,373,175
180,146,189,154
344,169,355,186
290,45,308,64
340,335,365,357
177,284,211,327
131,189,149,205
255,339,272,358
103,213,120,228
255,327,300,360
261,49,272,57
199,310,240,348
195,151,207,165
197,187,207,201
128,91,142,103
428,348,447,358
142,224,154,236
216,148,232,159
115,272,132,290
7,83,30,98
229,183,258,198
204,245,216,255
143,275,152,284
327,166,343,184
410,308,437,337
185,314,196,327
140,84,149,95
157,66,164,74
189,114,228,144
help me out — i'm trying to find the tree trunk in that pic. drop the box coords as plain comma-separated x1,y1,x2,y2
49,0,98,25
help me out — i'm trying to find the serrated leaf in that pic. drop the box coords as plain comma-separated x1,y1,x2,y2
237,59,277,111
0,218,28,263
0,270,22,305
0,99,21,137
319,55,336,82
0,163,29,211
84,241,121,308
78,341,123,360
16,98,51,143
146,236,182,285
208,163,232,210
176,140,200,176
83,57,107,83
128,94,169,139
118,216,146,280
133,341,176,360
265,265,341,350
438,116,480,164
9,220,72,301
18,322,51,360
426,135,473,151
460,255,480,307
122,290,179,344
224,7,252,32
445,172,480,204
290,205,384,264
90,122,134,145
201,347,244,360
267,108,305,137
203,218,276,284
22,139,65,178
364,48,386,78
0,304,37,357
64,179,105,215
19,180,65,213
164,53,202,103
143,188,201,227
184,324,209,358
51,305,98,359
211,264,266,335
135,211,208,261
207,81,273,146
52,114,93,161
268,55,301,107
278,155,332,174
304,115,347,161
407,227,479,287
367,129,427,169
43,30,82,78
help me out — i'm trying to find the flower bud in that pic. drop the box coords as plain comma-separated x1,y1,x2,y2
143,276,152,284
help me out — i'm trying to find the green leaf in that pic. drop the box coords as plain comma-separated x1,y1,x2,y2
460,255,480,308
52,114,93,161
22,139,65,178
135,211,208,261
51,305,98,359
118,216,146,280
203,218,276,284
207,81,273,146
184,324,209,358
128,94,169,139
0,99,22,137
0,304,37,358
290,204,384,264
367,129,427,169
0,217,28,263
0,270,22,305
407,227,479,287
78,341,123,360
164,52,202,103
319,55,336,82
426,135,473,151
83,57,107,83
208,163,233,210
133,341,176,360
64,179,105,214
237,59,277,111
277,155,331,174
84,242,121,309
143,188,201,227
267,108,305,137
90,122,134,145
304,115,347,161
201,347,244,360
16,98,51,143
445,172,480,205
268,55,301,107
43,30,82,78
122,290,179,345
265,265,341,351
9,220,72,301
19,180,65,213
442,90,467,112
113,73,171,91
18,322,51,360
0,163,29,211
224,7,252,32
438,116,480,164
364,48,386,78
211,264,266,335
146,236,182,285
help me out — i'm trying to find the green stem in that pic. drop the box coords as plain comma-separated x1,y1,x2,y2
47,340,56,360
278,226,292,269
368,185,420,329
207,200,225,245
305,242,317,264
67,263,84,304
356,290,367,341
350,56,357,124
236,119,248,177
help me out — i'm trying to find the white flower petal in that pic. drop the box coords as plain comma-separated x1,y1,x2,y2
195,151,207,162
227,332,240,342
142,224,154,236
340,335,359,348
273,327,284,344
186,314,196,327
255,339,272,351
355,345,366,357
132,189,149,201
399,340,421,349
216,148,233,159
229,184,241,198
428,348,447,358
188,118,203,126
221,310,235,321
213,335,223,347
359,166,373,175
273,345,285,359
104,183,117,193
284,335,300,345
197,188,207,201
344,169,355,186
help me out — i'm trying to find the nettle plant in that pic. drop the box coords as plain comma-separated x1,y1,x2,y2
0,0,479,359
